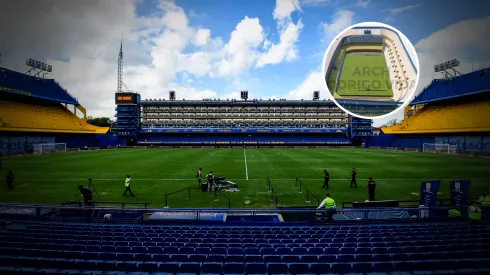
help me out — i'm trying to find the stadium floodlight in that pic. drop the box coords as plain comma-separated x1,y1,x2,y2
313,91,320,100
434,58,460,72
241,90,248,100
169,90,176,101
26,58,53,77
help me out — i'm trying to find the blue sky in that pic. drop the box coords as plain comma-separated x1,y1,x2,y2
1,0,489,125
126,0,490,99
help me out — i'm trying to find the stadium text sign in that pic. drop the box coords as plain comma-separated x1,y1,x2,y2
450,180,470,207
0,136,55,154
419,180,440,218
434,136,490,153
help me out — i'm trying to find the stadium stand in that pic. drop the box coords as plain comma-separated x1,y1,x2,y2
373,67,490,155
116,97,374,146
0,68,108,134
0,66,110,155
0,222,489,274
382,68,490,135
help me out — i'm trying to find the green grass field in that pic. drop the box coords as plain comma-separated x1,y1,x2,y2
1,148,489,208
337,53,393,97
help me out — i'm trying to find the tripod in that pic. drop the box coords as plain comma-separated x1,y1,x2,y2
87,179,100,201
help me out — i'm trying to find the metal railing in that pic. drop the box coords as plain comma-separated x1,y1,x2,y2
295,178,320,206
341,198,479,208
164,187,191,208
0,202,487,225
266,178,278,208
88,200,150,210
213,189,231,209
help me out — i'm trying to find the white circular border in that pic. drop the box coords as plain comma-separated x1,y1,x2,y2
321,21,420,120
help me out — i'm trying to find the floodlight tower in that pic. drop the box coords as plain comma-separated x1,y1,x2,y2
117,37,123,94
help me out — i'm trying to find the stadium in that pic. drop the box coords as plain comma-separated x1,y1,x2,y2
324,26,418,117
0,43,490,275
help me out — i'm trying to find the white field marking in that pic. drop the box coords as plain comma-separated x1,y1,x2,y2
411,192,420,196
437,192,443,195
17,184,29,188
208,151,281,157
14,177,490,182
244,148,249,180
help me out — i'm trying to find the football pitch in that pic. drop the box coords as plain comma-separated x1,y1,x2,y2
337,53,393,97
0,148,489,208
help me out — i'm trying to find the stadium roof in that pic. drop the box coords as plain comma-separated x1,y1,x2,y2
140,99,339,106
0,67,79,105
410,67,490,105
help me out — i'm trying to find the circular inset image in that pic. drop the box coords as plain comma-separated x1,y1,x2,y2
322,22,420,119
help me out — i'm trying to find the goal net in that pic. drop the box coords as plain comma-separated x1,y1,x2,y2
422,143,457,154
33,143,67,154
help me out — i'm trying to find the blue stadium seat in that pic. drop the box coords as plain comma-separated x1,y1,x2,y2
288,263,309,274
267,263,288,274
223,262,245,274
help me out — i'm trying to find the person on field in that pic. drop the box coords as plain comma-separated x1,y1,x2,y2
366,177,376,201
350,168,357,188
196,168,203,188
78,185,93,206
317,193,336,221
207,171,215,192
5,170,14,190
322,170,330,189
123,175,135,196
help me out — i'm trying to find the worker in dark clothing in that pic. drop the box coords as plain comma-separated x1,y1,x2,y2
350,168,357,188
5,171,14,190
322,170,330,189
366,177,376,201
78,185,93,206
207,171,215,192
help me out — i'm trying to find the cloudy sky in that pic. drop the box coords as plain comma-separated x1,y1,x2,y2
1,0,489,126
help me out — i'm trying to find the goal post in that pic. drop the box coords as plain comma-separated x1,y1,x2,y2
33,143,67,154
422,143,457,154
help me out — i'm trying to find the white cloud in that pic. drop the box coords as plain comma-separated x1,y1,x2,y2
273,0,301,21
321,10,355,41
386,4,421,16
194,28,211,45
385,4,421,21
287,71,329,100
356,0,370,8
216,16,264,76
257,20,303,67
257,0,303,67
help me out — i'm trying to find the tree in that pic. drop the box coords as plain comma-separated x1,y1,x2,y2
87,116,114,127
380,119,398,127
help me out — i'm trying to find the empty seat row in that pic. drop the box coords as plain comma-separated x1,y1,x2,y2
2,241,489,254
3,247,489,263
1,256,490,274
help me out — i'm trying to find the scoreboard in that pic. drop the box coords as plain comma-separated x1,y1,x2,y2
115,93,138,104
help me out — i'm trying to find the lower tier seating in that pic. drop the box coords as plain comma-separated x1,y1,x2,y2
0,94,108,134
0,223,489,274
